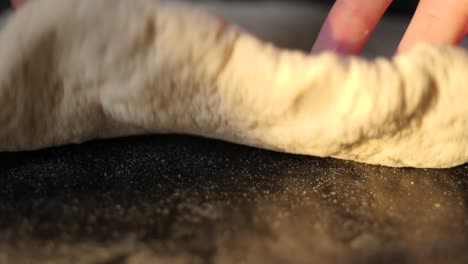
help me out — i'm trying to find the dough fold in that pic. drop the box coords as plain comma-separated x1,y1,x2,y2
1,0,467,168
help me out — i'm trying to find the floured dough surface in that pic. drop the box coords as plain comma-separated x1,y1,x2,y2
0,0,467,168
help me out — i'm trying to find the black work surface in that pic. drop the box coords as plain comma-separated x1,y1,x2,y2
1,135,468,264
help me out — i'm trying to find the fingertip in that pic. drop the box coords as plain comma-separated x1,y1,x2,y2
312,0,392,55
397,0,468,53
12,0,25,9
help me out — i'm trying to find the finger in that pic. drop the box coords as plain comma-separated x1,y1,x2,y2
312,0,392,55
397,0,468,53
11,0,26,9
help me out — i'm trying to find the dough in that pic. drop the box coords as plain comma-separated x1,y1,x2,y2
0,0,467,168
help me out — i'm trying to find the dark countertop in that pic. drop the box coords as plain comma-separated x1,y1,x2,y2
1,135,468,264
1,2,468,263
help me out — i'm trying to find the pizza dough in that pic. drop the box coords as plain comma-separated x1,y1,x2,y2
0,0,467,168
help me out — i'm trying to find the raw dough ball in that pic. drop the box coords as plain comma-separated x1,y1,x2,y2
0,0,467,168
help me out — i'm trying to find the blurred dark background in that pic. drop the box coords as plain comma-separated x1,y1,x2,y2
197,0,419,14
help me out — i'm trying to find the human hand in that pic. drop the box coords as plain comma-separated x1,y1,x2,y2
11,0,25,9
12,0,468,55
312,0,468,55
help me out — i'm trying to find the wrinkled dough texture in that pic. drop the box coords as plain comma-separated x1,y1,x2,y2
0,0,467,168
